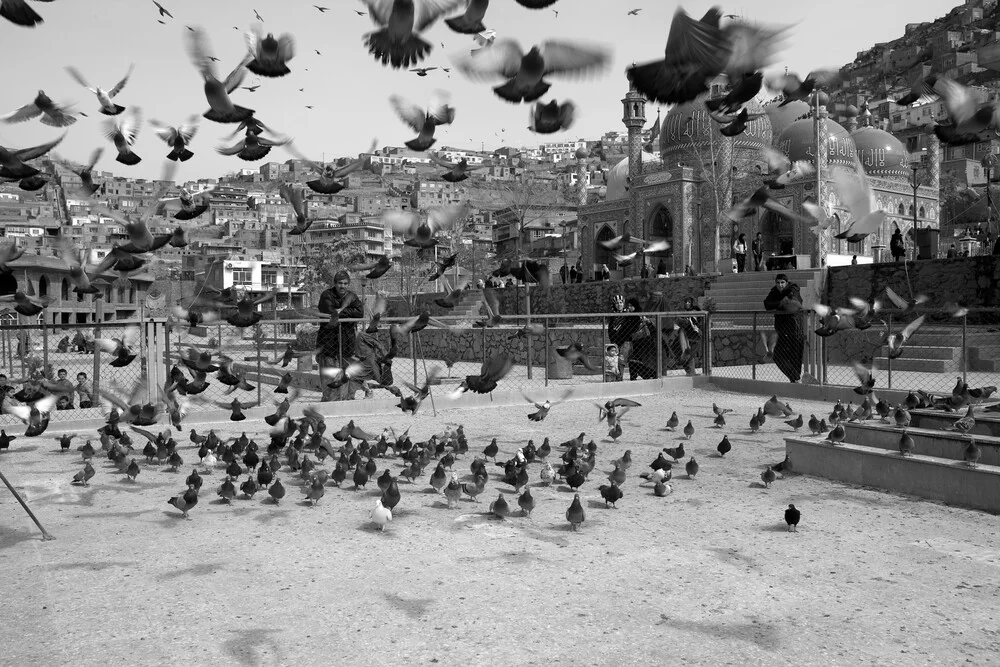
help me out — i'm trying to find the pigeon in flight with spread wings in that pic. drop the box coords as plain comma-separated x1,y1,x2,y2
426,151,487,182
382,202,469,249
245,26,295,77
360,0,466,70
286,138,377,193
150,116,200,161
186,27,256,124
830,163,887,243
57,148,104,197
759,146,815,190
2,90,77,128
454,38,610,103
529,99,575,134
103,106,143,165
390,90,455,151
524,389,573,422
65,64,134,116
627,8,786,105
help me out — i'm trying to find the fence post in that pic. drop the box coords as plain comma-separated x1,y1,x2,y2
41,320,48,373
702,312,712,377
543,317,549,386
655,313,662,380
163,320,172,381
886,312,893,390
256,324,263,406
601,316,607,383
961,313,968,385
751,311,757,381
92,300,103,403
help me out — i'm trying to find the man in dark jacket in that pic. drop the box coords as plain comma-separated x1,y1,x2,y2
316,270,365,400
764,273,804,383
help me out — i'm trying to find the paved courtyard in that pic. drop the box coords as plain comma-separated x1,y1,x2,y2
1,385,998,665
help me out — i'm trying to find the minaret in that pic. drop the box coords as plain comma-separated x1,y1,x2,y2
574,146,589,207
813,90,832,266
622,79,646,238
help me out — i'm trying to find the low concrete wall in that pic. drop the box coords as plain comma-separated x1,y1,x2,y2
785,437,1000,514
707,377,914,406
842,422,1000,466
494,276,714,316
909,409,1000,438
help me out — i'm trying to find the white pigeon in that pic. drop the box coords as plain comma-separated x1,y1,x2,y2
66,64,134,116
370,499,392,531
831,160,887,243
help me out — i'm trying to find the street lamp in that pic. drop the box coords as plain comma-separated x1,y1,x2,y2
909,160,921,260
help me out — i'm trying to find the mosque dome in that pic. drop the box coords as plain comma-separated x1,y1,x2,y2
850,126,910,180
761,100,810,138
659,95,772,159
776,117,857,170
605,152,662,201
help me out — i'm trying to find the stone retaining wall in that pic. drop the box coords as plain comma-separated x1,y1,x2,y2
827,256,1000,312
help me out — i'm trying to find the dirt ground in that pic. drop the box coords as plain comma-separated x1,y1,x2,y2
1,386,998,666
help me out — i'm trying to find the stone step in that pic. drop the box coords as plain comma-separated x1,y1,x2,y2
842,421,1000,466
875,345,961,361
784,436,1000,513
873,356,957,373
970,348,1000,372
909,408,1000,437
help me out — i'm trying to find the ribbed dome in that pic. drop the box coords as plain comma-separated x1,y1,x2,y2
660,96,772,158
851,126,910,180
776,118,857,170
764,100,811,138
605,152,661,201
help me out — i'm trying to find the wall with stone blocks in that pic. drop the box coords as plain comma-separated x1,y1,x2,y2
827,256,1000,313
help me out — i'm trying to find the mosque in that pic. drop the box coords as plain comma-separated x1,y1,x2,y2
577,77,941,278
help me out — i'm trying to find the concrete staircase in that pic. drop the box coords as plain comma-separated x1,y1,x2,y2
872,326,1000,373
447,289,484,322
784,409,1000,513
703,269,823,314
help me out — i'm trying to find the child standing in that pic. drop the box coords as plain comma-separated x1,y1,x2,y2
604,343,622,382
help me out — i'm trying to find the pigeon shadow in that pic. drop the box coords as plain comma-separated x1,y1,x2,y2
748,482,770,489
48,560,137,572
761,523,791,532
556,485,580,493
586,499,611,509
0,528,45,550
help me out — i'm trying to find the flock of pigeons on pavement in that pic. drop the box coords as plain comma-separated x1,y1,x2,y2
1,1,999,534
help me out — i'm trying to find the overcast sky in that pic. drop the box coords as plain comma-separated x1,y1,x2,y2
1,0,960,181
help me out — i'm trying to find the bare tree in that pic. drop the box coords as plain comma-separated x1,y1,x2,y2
478,171,570,260
299,234,366,300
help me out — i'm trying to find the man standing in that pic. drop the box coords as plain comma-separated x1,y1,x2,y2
764,273,804,383
559,263,568,284
751,232,764,271
316,270,365,400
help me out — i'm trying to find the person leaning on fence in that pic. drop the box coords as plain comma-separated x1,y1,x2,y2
316,270,365,401
764,273,805,383
607,294,656,380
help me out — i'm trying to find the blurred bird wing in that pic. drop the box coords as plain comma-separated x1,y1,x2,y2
362,0,394,25
426,90,454,124
389,95,427,133
721,22,788,77
13,134,66,161
109,64,134,98
454,39,524,80
760,145,790,173
831,166,873,218
186,27,217,79
3,403,31,422
414,0,467,31
427,152,456,169
852,359,874,383
119,108,143,145
482,287,500,318
3,102,42,124
277,34,296,60
332,138,377,177
244,27,263,55
284,142,325,172
382,209,419,235
883,286,907,310
427,202,469,232
936,77,978,125
84,147,104,171
663,6,730,69
900,315,925,342
223,59,249,93
539,41,611,78
177,117,200,143
216,140,246,155
65,66,91,89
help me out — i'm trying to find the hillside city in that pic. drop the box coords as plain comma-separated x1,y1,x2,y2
3,0,1000,316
